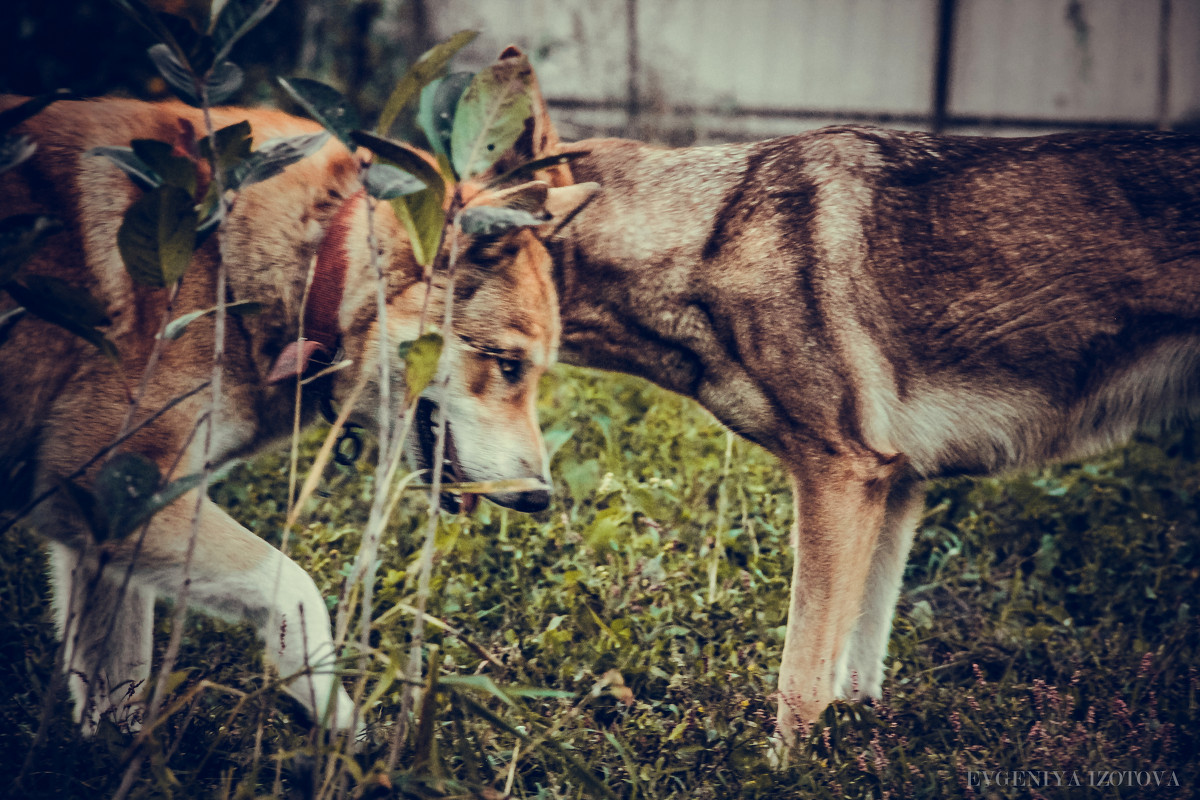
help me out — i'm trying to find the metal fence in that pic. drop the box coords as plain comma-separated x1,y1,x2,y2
415,0,1200,144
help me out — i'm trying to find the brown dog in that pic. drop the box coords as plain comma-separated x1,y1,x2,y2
0,94,594,734
508,68,1200,740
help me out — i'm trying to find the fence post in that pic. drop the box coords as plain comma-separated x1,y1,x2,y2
931,0,957,133
1157,0,1172,130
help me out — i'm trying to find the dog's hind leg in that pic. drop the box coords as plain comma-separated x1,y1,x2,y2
49,542,154,736
835,478,924,702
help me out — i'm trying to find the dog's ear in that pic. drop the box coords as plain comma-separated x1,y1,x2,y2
541,182,600,232
466,179,550,213
491,45,573,188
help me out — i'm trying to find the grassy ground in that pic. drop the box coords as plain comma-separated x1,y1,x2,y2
2,366,1198,798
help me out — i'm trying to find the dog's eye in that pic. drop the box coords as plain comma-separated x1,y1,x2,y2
497,357,526,384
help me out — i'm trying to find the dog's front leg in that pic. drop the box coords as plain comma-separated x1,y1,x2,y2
836,478,924,701
105,494,358,734
50,542,155,736
775,453,898,746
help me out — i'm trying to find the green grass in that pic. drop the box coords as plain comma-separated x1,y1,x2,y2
2,366,1198,798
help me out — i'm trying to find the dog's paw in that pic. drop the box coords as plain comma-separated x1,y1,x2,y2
766,732,790,770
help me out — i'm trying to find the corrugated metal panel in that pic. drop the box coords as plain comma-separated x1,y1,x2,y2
950,0,1161,123
635,0,938,113
422,0,1197,141
1168,0,1200,127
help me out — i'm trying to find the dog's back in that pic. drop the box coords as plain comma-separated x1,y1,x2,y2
763,127,1200,476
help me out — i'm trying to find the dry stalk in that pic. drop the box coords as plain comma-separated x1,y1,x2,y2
112,91,234,800
385,209,464,771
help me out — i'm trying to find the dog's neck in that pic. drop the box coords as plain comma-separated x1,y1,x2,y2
551,137,790,445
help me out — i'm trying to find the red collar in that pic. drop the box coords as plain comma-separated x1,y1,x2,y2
267,189,366,383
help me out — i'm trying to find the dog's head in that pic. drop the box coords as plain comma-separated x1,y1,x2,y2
324,176,595,514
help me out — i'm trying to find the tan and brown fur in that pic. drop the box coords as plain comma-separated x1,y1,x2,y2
515,84,1200,739
0,95,592,734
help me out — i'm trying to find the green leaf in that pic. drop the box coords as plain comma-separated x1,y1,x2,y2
0,135,37,175
605,732,646,798
349,130,443,190
117,185,197,288
197,120,253,225
377,29,478,137
209,0,280,65
92,453,203,541
148,42,244,107
122,473,205,538
503,686,577,700
88,146,161,192
199,120,253,178
437,674,516,706
417,72,473,164
19,275,108,327
562,458,602,502
203,60,245,105
163,669,194,695
450,53,534,179
229,131,330,190
0,306,24,330
92,453,160,540
277,77,359,151
147,43,200,105
160,300,263,340
458,205,545,237
542,426,575,461
131,139,196,195
0,91,69,135
4,276,118,362
0,214,62,284
402,332,444,404
0,306,25,348
350,132,449,267
160,309,207,341
393,186,445,269
451,691,526,735
363,163,425,200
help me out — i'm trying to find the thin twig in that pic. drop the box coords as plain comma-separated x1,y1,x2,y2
287,252,319,522
708,431,735,604
108,281,182,463
388,209,463,771
0,381,211,538
321,189,404,766
113,89,234,800
504,740,521,796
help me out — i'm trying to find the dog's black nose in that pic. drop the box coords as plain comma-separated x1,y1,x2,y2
490,483,552,513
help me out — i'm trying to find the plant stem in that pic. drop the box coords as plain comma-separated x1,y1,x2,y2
0,381,211,539
113,90,233,800
108,281,181,463
387,209,463,771
708,431,735,605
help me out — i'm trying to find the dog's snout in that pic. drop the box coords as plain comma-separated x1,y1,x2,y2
489,480,552,513
512,487,552,512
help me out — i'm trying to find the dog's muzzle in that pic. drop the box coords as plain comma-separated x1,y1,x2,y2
487,483,552,513
412,399,552,514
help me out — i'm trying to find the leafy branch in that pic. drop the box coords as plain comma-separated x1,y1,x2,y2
278,39,614,794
